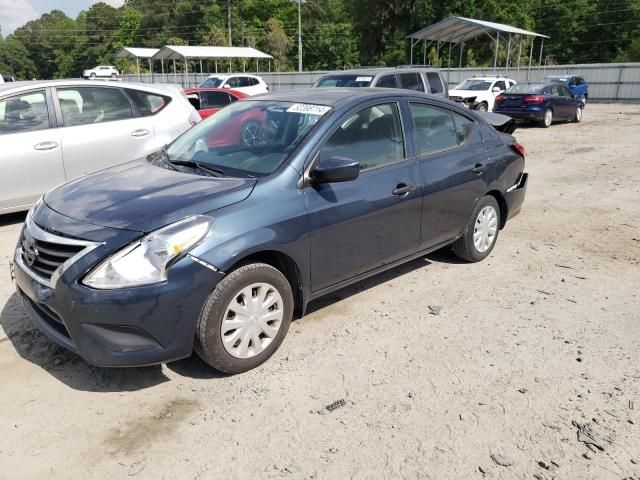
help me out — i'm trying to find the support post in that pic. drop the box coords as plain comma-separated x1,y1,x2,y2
149,58,153,83
161,59,165,82
227,0,232,46
215,60,218,73
516,36,523,81
527,38,534,81
423,39,426,65
505,34,512,76
459,42,463,69
447,42,452,85
184,57,188,87
493,32,500,74
136,57,140,81
538,38,544,79
436,41,440,67
410,39,413,65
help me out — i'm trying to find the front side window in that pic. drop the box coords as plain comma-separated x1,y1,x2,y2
426,72,444,94
399,73,424,92
57,87,132,126
409,103,459,155
201,91,231,109
126,89,170,116
376,75,399,89
166,100,328,177
0,90,49,134
320,103,404,171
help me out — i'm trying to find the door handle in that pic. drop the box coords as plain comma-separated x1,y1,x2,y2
392,183,415,196
472,163,488,174
131,129,150,137
34,141,59,151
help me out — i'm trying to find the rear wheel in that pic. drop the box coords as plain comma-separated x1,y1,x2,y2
540,108,553,128
195,263,293,374
452,196,500,262
111,73,117,79
475,102,488,112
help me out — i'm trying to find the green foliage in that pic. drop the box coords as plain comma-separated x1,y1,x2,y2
3,0,640,79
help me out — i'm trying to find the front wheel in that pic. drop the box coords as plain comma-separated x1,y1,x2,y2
452,196,501,262
195,263,294,374
90,72,96,78
573,106,583,123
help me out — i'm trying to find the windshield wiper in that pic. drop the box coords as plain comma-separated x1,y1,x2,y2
167,158,225,177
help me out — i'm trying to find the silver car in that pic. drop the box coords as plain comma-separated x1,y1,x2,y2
0,80,201,214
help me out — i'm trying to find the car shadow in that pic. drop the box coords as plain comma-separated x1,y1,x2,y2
0,211,27,228
0,246,466,390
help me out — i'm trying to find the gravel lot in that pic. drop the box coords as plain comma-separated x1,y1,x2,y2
1,103,639,480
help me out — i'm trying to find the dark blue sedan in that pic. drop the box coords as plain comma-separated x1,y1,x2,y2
494,82,584,128
13,88,528,374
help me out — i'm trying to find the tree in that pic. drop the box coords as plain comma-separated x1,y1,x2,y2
261,18,292,71
0,36,38,79
203,26,227,46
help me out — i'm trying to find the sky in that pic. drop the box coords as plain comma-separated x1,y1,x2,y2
1,0,125,35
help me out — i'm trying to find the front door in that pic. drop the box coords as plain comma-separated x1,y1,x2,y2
54,85,155,179
304,101,422,292
0,89,65,211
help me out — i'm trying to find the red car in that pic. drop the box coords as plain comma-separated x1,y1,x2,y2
183,87,247,119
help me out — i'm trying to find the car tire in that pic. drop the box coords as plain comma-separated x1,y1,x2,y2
195,263,294,374
540,108,553,128
111,73,116,79
475,102,488,112
452,195,501,263
573,106,583,123
90,73,96,78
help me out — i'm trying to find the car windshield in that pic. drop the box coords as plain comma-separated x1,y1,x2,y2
505,84,546,94
200,77,225,88
543,76,568,84
456,79,492,91
165,100,330,177
315,75,373,88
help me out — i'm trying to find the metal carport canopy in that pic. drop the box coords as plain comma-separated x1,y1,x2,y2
152,46,273,60
116,47,160,59
406,16,550,76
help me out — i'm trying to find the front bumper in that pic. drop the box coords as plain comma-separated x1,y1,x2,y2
13,209,224,367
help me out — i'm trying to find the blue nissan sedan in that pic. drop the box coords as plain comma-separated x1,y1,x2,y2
493,82,584,128
13,88,528,374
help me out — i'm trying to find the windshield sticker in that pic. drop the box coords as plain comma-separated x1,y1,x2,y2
287,104,332,116
356,76,373,82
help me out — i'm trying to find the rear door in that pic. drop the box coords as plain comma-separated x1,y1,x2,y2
424,72,446,97
54,85,156,180
0,88,65,211
398,72,425,92
374,74,399,89
406,102,491,249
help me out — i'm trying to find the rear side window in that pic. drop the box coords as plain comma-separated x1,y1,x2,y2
58,87,132,126
494,81,507,91
425,72,444,94
0,90,49,134
126,89,171,116
409,103,458,155
201,91,231,109
452,112,474,144
226,77,239,88
249,77,259,86
376,75,399,89
399,73,424,92
320,102,404,171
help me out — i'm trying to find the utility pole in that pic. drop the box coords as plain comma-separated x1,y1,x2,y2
227,0,232,46
297,0,302,72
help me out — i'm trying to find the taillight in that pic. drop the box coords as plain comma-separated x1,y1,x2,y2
495,95,504,103
511,142,526,158
524,95,545,103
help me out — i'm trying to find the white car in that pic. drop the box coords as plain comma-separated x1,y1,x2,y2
0,80,201,213
449,77,516,112
83,65,120,79
199,74,268,96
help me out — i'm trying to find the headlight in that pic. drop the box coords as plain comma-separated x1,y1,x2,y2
83,215,212,289
29,195,43,216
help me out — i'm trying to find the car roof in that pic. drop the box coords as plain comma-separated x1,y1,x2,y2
206,73,262,79
184,87,246,96
244,87,447,107
465,77,515,81
320,67,440,77
0,79,181,96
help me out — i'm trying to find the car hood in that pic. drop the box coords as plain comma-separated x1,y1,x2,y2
450,89,485,97
44,158,257,232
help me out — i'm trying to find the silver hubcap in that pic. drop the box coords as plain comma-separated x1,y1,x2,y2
544,110,552,126
473,206,498,253
221,282,284,359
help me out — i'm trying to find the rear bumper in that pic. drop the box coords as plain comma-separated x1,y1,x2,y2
504,172,528,220
494,107,544,121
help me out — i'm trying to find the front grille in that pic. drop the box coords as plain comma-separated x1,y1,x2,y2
18,217,95,284
21,237,84,279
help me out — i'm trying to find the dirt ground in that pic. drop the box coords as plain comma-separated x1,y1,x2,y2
1,103,639,480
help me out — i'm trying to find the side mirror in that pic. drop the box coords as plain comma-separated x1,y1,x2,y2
223,84,231,89
311,156,360,184
492,86,501,93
